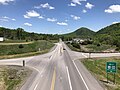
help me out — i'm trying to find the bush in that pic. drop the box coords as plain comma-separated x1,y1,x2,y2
81,41,88,45
19,44,24,48
97,43,101,47
116,45,120,51
71,42,80,49
26,40,28,42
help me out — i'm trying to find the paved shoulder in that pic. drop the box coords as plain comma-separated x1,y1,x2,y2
74,60,104,90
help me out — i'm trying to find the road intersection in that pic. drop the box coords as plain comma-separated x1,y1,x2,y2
0,42,120,90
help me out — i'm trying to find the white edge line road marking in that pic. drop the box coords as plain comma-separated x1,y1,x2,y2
66,66,72,90
34,83,39,90
73,61,90,90
31,67,41,73
82,53,88,58
27,66,42,90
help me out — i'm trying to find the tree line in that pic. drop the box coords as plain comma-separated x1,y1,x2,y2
0,27,59,41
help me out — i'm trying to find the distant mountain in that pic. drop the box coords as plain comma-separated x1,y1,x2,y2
63,27,95,39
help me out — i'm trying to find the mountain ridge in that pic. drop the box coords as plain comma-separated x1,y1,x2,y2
0,23,120,41
63,27,95,39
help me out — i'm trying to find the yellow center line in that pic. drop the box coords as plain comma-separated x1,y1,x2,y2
50,67,56,90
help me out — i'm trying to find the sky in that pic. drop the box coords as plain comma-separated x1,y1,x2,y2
0,0,120,34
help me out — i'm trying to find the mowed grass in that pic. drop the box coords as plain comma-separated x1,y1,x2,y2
82,57,120,90
0,40,54,59
84,44,116,52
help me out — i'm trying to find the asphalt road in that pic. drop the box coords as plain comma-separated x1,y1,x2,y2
0,42,120,90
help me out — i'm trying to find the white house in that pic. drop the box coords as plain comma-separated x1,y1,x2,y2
0,37,4,42
73,38,85,43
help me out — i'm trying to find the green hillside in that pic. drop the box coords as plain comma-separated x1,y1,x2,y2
94,23,120,46
62,27,95,39
96,23,120,35
65,23,120,52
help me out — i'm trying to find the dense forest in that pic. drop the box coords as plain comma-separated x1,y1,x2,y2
94,23,120,47
0,27,59,41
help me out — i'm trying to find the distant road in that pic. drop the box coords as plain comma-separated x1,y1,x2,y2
0,41,120,90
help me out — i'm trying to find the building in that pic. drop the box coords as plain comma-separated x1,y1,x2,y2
73,38,85,43
65,41,72,44
0,37,4,42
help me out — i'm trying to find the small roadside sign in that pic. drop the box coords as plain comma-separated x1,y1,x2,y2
106,62,117,73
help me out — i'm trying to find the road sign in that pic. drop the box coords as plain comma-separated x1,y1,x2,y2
106,62,117,73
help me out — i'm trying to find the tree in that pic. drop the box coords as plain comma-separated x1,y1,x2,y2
16,28,24,40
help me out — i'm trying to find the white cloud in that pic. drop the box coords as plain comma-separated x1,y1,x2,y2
72,0,80,5
71,15,80,20
71,0,86,5
0,0,14,5
0,18,9,22
85,2,94,9
34,3,55,10
24,10,40,18
11,18,16,21
2,16,9,19
24,23,32,27
0,16,16,22
82,9,87,13
57,22,68,26
68,3,76,6
47,18,57,22
0,25,2,27
38,16,44,19
105,5,120,13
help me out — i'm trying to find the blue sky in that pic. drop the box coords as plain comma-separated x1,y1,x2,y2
0,0,120,34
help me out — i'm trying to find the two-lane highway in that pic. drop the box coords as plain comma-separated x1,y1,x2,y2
0,41,120,90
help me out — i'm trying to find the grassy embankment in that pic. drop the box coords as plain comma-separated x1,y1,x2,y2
0,40,55,59
84,44,116,52
67,43,81,52
0,65,31,90
82,57,120,90
67,43,116,52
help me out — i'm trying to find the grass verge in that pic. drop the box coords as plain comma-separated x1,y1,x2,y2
82,57,120,90
66,43,81,52
84,44,116,52
0,40,55,59
0,65,32,90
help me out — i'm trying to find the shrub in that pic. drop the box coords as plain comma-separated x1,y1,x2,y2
116,45,120,51
97,43,101,47
19,44,24,48
71,42,80,49
26,40,28,42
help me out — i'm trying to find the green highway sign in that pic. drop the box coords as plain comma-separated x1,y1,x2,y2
106,62,117,73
